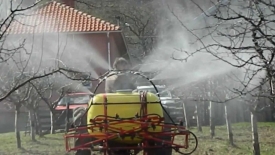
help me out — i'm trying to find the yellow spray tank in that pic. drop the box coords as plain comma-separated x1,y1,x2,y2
86,91,164,144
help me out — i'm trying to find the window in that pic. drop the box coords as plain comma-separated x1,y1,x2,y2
137,88,172,98
57,94,91,105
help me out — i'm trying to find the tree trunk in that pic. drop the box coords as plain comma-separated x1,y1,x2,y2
237,101,245,122
209,101,215,138
29,109,36,141
34,111,38,134
15,109,21,148
195,102,202,132
34,111,42,136
224,103,233,146
182,102,189,129
251,111,260,155
203,101,209,126
50,110,55,134
65,102,70,133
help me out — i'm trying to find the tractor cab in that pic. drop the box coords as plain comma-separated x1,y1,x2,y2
136,85,172,99
55,92,93,111
54,92,93,130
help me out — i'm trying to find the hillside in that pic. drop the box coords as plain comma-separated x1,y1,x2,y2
0,122,274,155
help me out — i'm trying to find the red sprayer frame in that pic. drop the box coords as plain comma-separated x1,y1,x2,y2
64,92,197,155
65,116,191,153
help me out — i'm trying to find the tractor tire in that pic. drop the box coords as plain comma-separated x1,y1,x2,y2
73,107,87,127
107,141,135,155
147,112,173,155
75,150,91,155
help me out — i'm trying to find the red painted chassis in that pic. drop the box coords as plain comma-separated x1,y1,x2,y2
64,114,198,155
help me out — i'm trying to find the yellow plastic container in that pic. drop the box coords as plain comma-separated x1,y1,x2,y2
87,92,164,144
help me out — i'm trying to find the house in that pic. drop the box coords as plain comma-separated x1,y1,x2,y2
6,0,131,94
0,0,131,133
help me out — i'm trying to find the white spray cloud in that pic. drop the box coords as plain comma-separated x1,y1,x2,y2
1,1,110,92
137,0,264,95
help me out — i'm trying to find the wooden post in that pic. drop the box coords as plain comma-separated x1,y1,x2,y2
208,80,215,138
224,102,233,145
29,109,36,141
251,111,260,155
182,101,189,129
65,101,69,133
203,100,209,126
196,102,202,132
15,108,21,148
50,110,55,134
209,100,215,138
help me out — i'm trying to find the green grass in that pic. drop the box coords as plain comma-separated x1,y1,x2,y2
190,122,275,155
0,122,275,155
0,132,69,155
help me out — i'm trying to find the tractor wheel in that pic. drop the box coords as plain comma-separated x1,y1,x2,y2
160,111,173,155
154,136,172,155
145,136,172,155
74,136,92,155
75,150,91,155
73,107,87,126
107,142,134,155
108,150,130,155
147,112,173,155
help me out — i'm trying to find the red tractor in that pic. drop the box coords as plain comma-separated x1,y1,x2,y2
64,71,198,155
55,93,93,110
54,92,93,129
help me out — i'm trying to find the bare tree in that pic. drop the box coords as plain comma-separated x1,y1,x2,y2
116,1,161,60
76,0,163,63
0,0,65,144
0,1,104,147
31,75,68,134
0,73,33,148
31,69,96,134
175,69,241,145
24,85,37,141
169,0,275,154
0,0,67,102
25,77,57,139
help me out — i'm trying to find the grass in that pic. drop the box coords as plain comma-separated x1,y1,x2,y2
190,122,275,155
0,131,69,155
0,122,275,155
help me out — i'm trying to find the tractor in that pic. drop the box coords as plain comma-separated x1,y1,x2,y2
54,92,93,130
64,71,198,155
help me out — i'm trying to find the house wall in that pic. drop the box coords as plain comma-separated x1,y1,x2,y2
35,31,125,99
80,32,126,93
0,31,127,133
109,33,121,66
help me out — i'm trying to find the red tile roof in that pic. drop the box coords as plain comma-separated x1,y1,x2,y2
7,1,120,34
